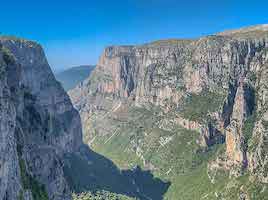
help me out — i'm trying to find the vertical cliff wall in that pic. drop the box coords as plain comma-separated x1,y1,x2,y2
70,25,268,190
0,37,83,200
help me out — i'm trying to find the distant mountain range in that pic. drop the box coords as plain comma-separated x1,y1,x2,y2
55,65,95,91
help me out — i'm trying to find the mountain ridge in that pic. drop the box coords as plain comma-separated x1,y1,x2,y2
55,65,95,91
69,24,268,199
97,24,268,50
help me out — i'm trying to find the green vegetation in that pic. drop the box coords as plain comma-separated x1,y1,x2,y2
242,112,257,151
18,190,24,200
63,151,135,194
179,90,226,123
88,102,268,199
247,71,258,83
0,46,14,79
164,164,226,199
64,146,169,200
72,191,137,200
215,174,268,200
17,140,48,200
19,158,49,200
1,46,15,65
89,105,218,199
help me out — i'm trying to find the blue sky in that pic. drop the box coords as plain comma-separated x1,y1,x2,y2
1,0,268,71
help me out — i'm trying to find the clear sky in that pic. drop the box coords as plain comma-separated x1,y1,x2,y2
1,0,268,72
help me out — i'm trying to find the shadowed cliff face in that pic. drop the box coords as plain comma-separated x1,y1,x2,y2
0,37,83,200
69,25,268,198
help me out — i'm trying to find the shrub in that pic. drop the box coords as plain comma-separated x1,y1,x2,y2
179,89,226,123
19,157,49,200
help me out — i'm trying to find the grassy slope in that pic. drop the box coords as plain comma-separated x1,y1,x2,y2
86,91,268,200
90,107,214,199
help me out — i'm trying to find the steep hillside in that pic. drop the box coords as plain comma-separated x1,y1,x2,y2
55,65,95,91
0,36,169,200
69,25,268,199
0,36,83,200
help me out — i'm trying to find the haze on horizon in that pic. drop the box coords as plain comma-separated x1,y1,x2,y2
1,0,268,72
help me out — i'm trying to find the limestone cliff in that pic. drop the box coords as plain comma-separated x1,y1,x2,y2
0,37,82,200
70,25,268,189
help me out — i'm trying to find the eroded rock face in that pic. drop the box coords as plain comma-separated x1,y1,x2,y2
73,35,264,105
0,38,83,200
226,80,255,169
70,25,268,183
0,47,20,200
248,62,268,183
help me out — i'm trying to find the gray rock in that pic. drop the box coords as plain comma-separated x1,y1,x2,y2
0,37,83,200
70,25,268,183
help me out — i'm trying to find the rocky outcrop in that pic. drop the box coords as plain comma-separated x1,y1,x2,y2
0,37,83,200
70,25,268,183
248,62,268,183
225,79,255,170
171,115,224,147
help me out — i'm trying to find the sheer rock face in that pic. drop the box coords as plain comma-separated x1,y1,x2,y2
0,48,20,200
248,62,268,183
226,80,255,170
0,38,83,200
71,34,266,112
70,26,268,182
